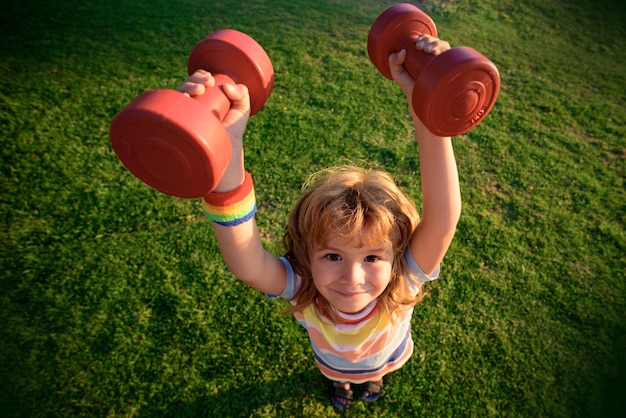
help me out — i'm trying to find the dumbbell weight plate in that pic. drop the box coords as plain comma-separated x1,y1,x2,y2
110,89,231,198
414,46,500,136
367,3,437,80
188,29,274,116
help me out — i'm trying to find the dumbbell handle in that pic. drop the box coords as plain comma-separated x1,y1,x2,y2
397,35,432,80
192,73,236,124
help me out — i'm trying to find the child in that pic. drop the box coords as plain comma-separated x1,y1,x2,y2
178,35,461,409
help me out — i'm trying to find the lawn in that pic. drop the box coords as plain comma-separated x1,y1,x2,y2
1,0,625,416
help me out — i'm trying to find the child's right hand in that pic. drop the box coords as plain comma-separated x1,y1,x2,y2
177,69,251,191
177,69,251,149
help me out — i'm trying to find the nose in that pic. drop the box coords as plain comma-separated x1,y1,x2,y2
340,262,365,285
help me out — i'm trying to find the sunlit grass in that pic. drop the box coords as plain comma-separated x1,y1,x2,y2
1,0,625,416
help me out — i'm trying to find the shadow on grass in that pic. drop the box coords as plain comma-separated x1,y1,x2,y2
147,370,327,417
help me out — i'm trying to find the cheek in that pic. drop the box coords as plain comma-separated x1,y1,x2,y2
310,261,333,287
374,264,394,288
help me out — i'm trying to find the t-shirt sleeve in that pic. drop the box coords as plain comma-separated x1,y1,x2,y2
265,257,298,300
404,247,440,284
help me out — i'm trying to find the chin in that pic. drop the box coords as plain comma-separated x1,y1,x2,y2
335,301,371,315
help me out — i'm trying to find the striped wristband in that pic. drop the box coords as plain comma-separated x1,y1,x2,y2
202,171,257,226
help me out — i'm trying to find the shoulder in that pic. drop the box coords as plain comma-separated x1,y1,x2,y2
404,247,439,284
265,257,300,300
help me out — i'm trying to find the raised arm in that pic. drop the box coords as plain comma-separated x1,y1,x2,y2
388,36,462,276
179,70,287,295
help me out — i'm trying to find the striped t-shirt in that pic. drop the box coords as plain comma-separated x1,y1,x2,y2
269,248,438,383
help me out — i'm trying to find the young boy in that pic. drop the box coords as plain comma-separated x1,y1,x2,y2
179,35,461,409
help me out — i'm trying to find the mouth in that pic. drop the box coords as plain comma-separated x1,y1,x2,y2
334,290,365,298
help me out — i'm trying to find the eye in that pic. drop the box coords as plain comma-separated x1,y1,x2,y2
365,255,379,263
325,253,341,262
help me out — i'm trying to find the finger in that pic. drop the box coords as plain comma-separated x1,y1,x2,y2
415,34,436,45
388,49,407,67
177,81,206,96
222,83,251,114
415,35,436,52
176,69,218,95
388,49,409,82
187,69,215,85
430,40,451,56
416,35,450,56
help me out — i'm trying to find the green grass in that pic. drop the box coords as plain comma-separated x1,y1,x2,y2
1,0,625,416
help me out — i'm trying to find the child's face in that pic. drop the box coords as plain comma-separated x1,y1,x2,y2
310,235,394,315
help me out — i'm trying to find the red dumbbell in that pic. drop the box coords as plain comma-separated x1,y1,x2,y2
368,3,500,136
110,29,274,198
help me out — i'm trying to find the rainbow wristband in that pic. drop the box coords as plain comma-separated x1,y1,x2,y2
202,171,257,226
